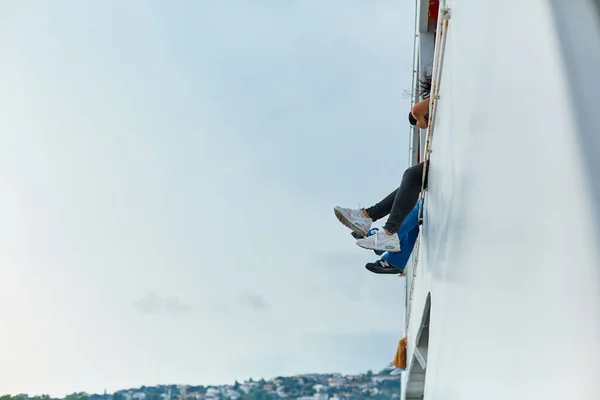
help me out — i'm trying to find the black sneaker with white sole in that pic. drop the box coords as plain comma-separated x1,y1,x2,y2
366,259,403,275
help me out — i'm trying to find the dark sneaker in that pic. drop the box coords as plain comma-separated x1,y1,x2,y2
366,259,403,275
351,231,365,239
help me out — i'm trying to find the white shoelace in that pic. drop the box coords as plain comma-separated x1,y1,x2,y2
373,231,380,248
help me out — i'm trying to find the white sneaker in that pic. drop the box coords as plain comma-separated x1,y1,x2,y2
356,229,401,252
333,206,373,237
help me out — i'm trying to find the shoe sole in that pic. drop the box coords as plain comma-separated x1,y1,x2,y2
366,268,406,275
366,266,401,275
334,208,370,237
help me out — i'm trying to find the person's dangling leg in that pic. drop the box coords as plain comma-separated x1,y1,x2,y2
356,161,428,252
364,189,397,221
395,198,424,239
384,161,429,234
355,198,422,245
366,226,420,274
366,198,424,274
382,226,420,271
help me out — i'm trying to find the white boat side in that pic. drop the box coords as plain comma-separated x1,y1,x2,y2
403,0,600,399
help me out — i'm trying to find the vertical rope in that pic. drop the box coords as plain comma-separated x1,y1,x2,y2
405,6,451,334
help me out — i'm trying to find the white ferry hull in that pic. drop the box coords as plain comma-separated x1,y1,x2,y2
404,0,600,398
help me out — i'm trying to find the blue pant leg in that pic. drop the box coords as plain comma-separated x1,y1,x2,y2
382,226,420,272
396,199,423,239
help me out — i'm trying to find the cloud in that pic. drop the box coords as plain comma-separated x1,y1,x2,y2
238,292,271,311
133,291,192,315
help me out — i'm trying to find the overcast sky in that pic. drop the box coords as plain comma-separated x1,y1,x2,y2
0,0,414,396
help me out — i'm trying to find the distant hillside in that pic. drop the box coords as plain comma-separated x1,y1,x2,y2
1,371,400,400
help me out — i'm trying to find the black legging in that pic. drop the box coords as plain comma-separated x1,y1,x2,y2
365,161,429,234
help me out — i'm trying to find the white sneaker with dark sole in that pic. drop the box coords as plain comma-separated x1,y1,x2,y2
333,206,373,237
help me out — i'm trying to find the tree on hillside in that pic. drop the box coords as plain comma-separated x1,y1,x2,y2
146,394,161,400
240,388,272,400
282,378,295,389
65,393,89,400
7,395,28,400
372,394,389,400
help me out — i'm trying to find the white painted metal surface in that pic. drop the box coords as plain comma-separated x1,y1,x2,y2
403,0,600,398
